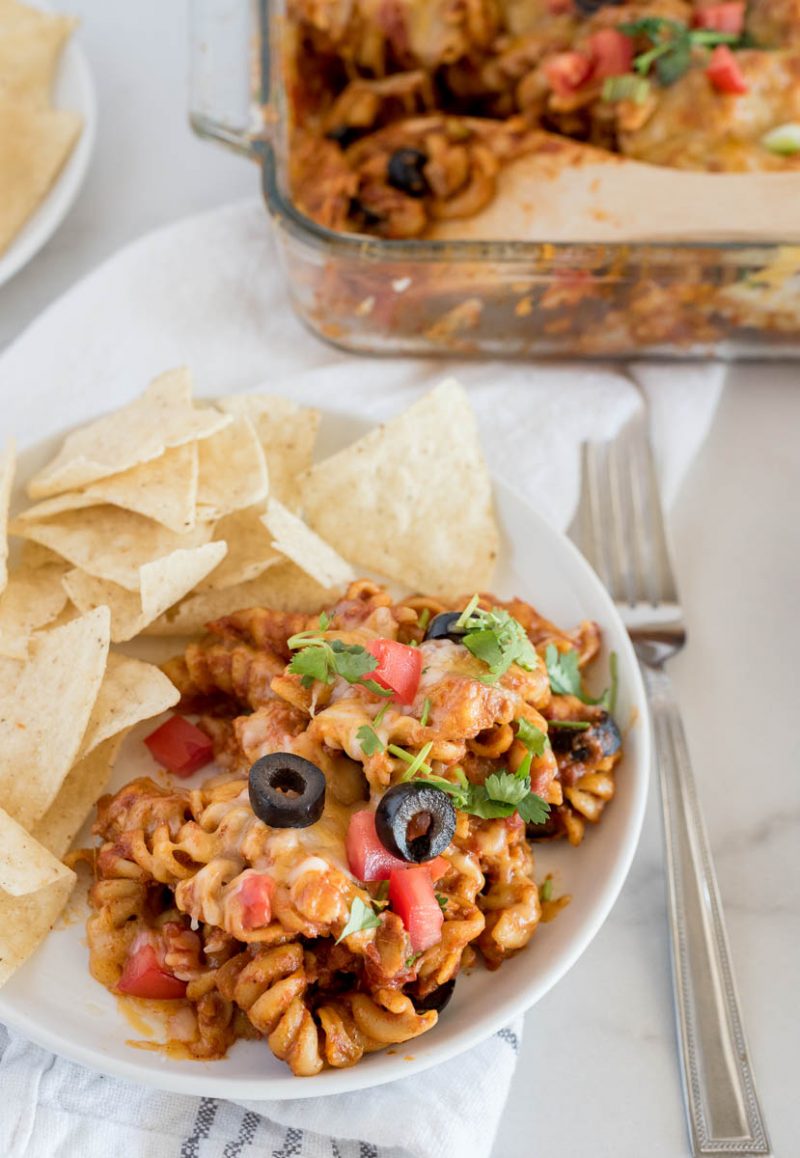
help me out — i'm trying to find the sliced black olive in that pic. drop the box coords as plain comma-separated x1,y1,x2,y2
593,712,622,758
248,753,326,829
325,125,364,149
423,611,465,643
526,813,563,841
376,782,456,863
413,979,456,1014
575,0,623,12
387,148,429,198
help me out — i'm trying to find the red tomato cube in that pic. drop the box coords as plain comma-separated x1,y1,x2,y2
144,716,214,777
364,638,423,705
706,45,748,93
389,866,444,953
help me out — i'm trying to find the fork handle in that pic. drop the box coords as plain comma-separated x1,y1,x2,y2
642,664,771,1156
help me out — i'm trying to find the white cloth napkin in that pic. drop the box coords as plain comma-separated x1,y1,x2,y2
0,199,725,1158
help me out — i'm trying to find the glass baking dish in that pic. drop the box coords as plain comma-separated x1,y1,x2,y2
188,0,800,359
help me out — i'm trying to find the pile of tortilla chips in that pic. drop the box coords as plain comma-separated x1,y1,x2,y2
0,368,497,985
0,0,83,256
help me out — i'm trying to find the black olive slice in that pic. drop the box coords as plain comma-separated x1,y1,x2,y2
423,611,466,643
376,782,456,863
593,712,622,757
386,148,429,198
248,753,326,829
413,979,456,1014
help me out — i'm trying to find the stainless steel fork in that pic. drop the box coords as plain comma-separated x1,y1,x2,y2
570,414,771,1157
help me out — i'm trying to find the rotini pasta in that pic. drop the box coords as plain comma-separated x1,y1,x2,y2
84,581,623,1075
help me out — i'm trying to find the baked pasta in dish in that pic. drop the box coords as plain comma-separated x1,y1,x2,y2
85,581,622,1075
286,0,800,238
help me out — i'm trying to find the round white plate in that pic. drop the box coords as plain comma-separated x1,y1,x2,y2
0,407,651,1100
0,9,96,288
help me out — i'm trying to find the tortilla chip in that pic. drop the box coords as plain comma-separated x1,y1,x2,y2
262,498,355,589
200,506,281,590
0,562,69,659
62,541,228,642
19,442,199,533
144,560,337,636
196,414,269,520
0,100,82,257
300,380,498,598
218,394,320,508
0,805,76,988
0,0,75,106
27,368,231,499
33,733,124,859
13,504,215,591
0,439,15,594
0,606,109,830
78,654,179,760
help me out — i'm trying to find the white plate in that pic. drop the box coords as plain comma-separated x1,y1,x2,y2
0,9,96,288
0,407,651,1100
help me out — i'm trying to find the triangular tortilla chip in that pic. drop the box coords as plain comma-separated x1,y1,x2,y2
0,0,75,106
78,654,179,760
62,541,228,642
262,498,355,589
18,441,199,533
0,100,82,256
0,805,76,988
0,439,15,594
12,504,215,590
218,394,320,508
0,607,110,830
299,380,498,599
33,733,125,859
144,561,336,636
27,368,231,498
200,506,281,590
196,414,269,520
0,562,68,659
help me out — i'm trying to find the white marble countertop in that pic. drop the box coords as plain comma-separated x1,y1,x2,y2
1,3,797,1155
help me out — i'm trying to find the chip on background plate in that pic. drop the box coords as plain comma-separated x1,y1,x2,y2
62,541,228,642
262,498,355,590
18,441,200,534
26,368,231,499
32,733,126,860
0,606,110,830
299,379,498,599
0,439,15,593
201,506,281,590
0,561,69,659
13,504,216,591
78,653,179,760
144,560,337,636
218,394,320,509
196,414,269,521
0,0,76,106
0,806,76,988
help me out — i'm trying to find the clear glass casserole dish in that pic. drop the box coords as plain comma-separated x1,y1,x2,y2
189,0,800,359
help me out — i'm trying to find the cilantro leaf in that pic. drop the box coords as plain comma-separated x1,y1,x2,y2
336,897,381,943
517,793,551,825
288,645,332,688
620,17,741,86
516,718,549,758
357,724,384,755
485,771,530,807
435,892,448,911
318,611,331,630
286,637,391,696
545,645,618,711
457,600,539,683
329,639,379,682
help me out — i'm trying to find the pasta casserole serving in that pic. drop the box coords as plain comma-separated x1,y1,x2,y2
84,581,622,1075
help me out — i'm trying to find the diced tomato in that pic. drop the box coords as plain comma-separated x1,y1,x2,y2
144,715,214,777
693,3,745,33
236,870,275,930
588,29,633,79
706,45,748,93
545,51,594,97
364,638,422,705
346,811,449,882
389,866,444,953
117,932,187,1000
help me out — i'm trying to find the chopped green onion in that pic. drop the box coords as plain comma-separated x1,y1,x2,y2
417,608,431,631
420,697,431,727
762,123,800,156
602,74,651,104
455,593,480,630
539,878,553,903
373,701,390,727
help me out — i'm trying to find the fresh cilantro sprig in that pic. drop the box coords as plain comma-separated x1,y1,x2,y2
287,634,392,697
620,18,741,86
453,596,539,684
539,877,553,903
545,645,618,712
336,896,381,943
548,719,591,732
